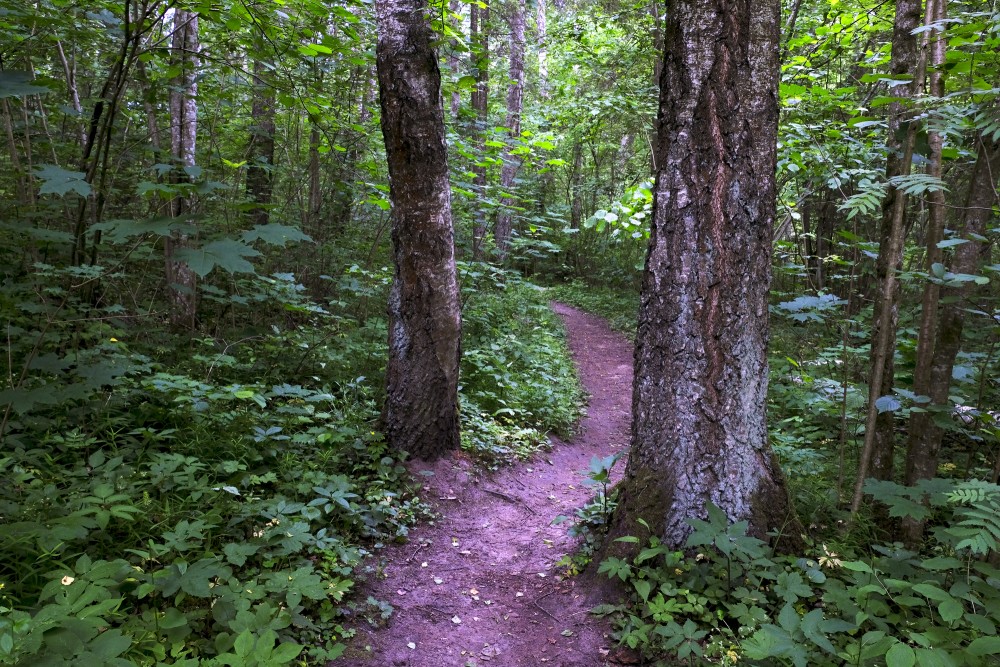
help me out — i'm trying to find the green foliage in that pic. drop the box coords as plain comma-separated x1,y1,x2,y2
545,281,638,336
554,453,621,574
596,489,1000,666
0,259,587,665
460,274,585,465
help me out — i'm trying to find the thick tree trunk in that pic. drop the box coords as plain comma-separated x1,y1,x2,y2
607,0,799,550
493,0,526,259
850,0,924,512
376,0,463,459
471,0,490,259
246,58,276,228
166,9,199,329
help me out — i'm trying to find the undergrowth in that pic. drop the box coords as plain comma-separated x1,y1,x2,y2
545,280,639,336
593,484,1000,666
0,266,582,665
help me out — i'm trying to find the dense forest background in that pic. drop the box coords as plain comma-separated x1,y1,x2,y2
1,0,999,664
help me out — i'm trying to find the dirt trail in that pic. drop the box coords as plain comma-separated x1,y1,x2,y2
338,302,632,667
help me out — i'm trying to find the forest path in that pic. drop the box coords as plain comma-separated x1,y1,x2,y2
337,302,632,667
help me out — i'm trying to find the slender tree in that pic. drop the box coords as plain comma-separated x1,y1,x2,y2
850,0,925,514
905,135,1000,508
375,0,463,459
246,57,276,228
166,8,200,328
607,0,799,549
493,0,526,258
470,0,491,259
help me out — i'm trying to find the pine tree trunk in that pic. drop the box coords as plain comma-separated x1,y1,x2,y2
607,0,799,550
493,0,526,259
376,0,463,460
166,9,200,329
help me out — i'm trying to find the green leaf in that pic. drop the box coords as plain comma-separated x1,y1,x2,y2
87,630,131,660
0,71,51,98
35,164,92,197
937,597,963,623
271,641,304,662
967,636,1000,657
875,395,901,413
886,642,915,667
242,223,312,247
633,579,651,601
936,239,969,249
174,239,260,277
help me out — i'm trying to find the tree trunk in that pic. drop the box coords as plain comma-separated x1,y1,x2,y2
307,121,322,230
376,0,463,460
447,0,463,117
246,57,276,228
493,0,526,259
570,140,584,230
850,0,924,512
471,0,490,259
905,136,1000,497
607,0,799,550
537,0,549,98
166,8,200,329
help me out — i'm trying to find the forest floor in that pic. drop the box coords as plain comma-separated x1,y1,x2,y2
337,302,633,667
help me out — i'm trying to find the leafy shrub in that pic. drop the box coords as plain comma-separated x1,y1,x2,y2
595,481,1000,667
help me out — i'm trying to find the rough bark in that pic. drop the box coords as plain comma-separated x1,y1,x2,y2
471,0,490,259
607,0,800,550
166,8,199,329
863,0,923,486
376,0,463,459
493,0,526,259
246,57,276,228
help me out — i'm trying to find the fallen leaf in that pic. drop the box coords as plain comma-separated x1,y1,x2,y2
434,577,444,584
407,642,416,650
452,615,462,624
561,629,574,637
469,588,479,596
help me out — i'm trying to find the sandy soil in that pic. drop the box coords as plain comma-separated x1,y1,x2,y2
336,302,633,667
